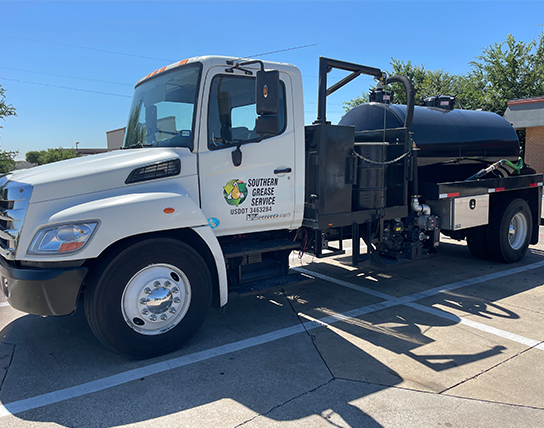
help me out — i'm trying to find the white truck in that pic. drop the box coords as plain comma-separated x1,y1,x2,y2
1,56,541,358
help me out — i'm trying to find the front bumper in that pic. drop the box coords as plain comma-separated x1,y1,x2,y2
0,257,88,316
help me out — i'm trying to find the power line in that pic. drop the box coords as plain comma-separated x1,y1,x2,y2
0,41,354,102
0,34,176,62
2,76,347,106
246,43,318,58
0,77,132,98
3,33,317,63
0,67,132,86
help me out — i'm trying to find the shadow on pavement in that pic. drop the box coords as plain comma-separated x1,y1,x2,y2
0,246,542,427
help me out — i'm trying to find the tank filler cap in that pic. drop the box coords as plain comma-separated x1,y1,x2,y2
369,88,393,104
421,95,456,110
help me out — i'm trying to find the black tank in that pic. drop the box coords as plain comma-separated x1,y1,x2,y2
339,103,520,183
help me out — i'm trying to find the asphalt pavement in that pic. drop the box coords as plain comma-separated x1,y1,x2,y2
0,228,543,427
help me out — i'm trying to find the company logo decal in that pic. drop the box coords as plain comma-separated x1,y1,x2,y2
223,179,248,207
226,177,280,217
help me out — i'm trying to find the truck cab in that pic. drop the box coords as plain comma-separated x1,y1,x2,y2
123,56,306,236
0,56,307,358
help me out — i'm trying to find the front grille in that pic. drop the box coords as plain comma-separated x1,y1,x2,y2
0,176,33,260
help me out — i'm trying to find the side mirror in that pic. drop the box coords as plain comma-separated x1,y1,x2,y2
255,116,279,137
255,70,280,138
256,70,279,115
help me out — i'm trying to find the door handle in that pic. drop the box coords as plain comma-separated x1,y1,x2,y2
274,167,292,174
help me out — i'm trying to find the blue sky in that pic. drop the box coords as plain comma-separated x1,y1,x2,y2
1,1,543,159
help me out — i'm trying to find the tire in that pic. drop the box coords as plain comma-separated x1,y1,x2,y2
487,198,532,263
85,238,212,358
466,225,491,260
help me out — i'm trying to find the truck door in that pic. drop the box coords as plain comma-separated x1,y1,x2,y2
198,67,296,236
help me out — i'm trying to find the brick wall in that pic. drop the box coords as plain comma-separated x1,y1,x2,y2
524,126,544,174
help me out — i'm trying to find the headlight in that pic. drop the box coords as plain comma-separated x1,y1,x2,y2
28,222,99,255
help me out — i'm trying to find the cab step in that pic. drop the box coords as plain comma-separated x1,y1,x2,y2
222,239,301,259
229,272,313,296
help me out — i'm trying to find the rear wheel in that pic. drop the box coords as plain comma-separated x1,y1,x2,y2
85,238,212,358
487,198,532,263
466,225,491,260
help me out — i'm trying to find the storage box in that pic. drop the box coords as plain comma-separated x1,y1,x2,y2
427,194,489,230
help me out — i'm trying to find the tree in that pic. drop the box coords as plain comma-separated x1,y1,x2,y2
0,85,18,173
0,148,18,174
467,28,544,115
0,85,16,134
343,27,544,116
343,59,464,112
26,148,78,165
382,59,431,106
25,150,41,164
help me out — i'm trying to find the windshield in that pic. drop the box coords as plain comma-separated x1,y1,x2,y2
123,63,201,150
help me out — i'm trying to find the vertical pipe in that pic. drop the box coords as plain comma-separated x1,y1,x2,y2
315,57,328,124
351,222,359,266
314,229,322,257
385,75,416,198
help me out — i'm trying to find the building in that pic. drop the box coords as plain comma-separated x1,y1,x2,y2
106,127,126,150
15,160,36,170
503,96,544,173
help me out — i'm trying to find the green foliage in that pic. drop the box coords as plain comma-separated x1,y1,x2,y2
25,150,41,164
343,59,466,112
343,27,544,116
0,148,18,174
343,94,368,112
467,28,544,115
0,86,18,173
385,59,430,105
26,148,78,165
0,84,17,135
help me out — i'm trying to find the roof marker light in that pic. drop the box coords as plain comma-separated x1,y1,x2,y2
136,59,189,85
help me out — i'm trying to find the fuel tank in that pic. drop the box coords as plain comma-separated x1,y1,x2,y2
339,103,520,183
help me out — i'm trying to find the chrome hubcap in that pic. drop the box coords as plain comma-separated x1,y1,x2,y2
508,213,528,251
122,264,191,335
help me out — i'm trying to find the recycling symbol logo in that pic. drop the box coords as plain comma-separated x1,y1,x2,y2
223,179,248,206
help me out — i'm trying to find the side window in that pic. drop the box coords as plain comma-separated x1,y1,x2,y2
208,74,286,149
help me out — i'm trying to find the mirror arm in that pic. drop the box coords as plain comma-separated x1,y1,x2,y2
225,60,264,75
225,67,252,75
238,60,265,71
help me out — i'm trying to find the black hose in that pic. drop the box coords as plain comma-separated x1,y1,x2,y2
385,75,417,198
385,75,415,131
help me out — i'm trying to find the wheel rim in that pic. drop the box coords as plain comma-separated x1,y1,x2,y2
121,263,192,335
508,212,528,251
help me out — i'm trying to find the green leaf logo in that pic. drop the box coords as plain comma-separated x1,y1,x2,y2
223,179,248,206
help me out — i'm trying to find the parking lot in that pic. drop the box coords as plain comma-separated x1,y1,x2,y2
0,228,543,427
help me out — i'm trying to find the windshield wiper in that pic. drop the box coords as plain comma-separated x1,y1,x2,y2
125,142,154,149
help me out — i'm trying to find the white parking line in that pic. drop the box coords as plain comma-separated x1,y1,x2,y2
0,324,304,418
0,303,9,308
295,260,544,303
406,302,544,351
1,261,543,418
296,262,544,350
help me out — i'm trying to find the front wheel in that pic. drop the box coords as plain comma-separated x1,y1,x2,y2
85,238,212,358
487,198,532,263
